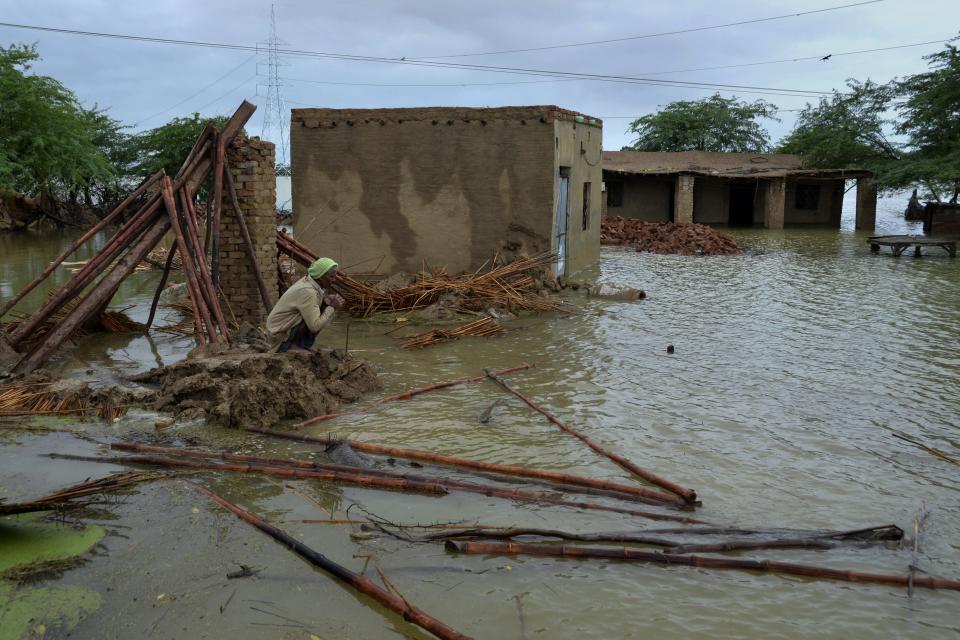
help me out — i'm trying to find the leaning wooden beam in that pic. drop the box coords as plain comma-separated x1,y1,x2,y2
178,187,230,339
298,364,535,427
190,482,473,640
210,134,225,289
223,157,273,312
161,177,218,344
13,216,172,374
109,442,681,508
7,198,162,346
145,244,178,330
484,368,698,505
247,426,683,506
444,540,960,592
0,171,162,322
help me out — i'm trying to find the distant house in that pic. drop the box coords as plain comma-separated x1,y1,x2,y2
291,106,603,277
602,151,877,230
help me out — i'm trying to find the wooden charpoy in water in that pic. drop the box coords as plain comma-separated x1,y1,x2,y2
868,235,957,257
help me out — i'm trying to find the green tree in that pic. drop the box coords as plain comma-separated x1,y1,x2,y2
778,79,899,187
892,40,960,201
129,113,229,179
626,94,778,153
0,44,116,201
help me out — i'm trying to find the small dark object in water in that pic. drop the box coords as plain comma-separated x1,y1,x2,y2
666,345,675,354
325,440,374,469
479,399,506,424
226,564,260,579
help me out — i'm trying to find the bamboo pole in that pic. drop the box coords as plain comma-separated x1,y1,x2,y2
50,453,449,496
211,134,225,290
178,187,230,339
108,441,683,509
484,369,698,505
223,157,273,312
81,449,703,524
445,540,960,592
13,217,172,374
145,244,178,330
298,364,535,427
190,482,473,640
248,427,684,506
0,171,162,322
162,177,217,344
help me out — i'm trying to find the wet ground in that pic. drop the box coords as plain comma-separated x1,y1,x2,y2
1,197,959,639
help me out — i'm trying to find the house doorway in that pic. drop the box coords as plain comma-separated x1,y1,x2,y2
728,184,755,227
554,168,570,276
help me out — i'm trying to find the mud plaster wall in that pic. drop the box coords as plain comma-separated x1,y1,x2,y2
292,107,597,275
219,136,279,326
554,119,602,275
784,178,840,226
603,175,673,222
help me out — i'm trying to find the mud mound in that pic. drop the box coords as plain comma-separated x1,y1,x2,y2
601,217,742,256
133,348,381,428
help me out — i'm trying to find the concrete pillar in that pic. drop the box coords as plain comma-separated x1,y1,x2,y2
674,174,694,224
855,176,877,231
763,178,786,229
219,135,279,327
828,179,844,228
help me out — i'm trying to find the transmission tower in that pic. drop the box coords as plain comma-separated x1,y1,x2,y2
259,4,289,166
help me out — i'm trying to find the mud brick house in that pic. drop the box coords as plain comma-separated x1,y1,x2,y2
291,106,603,277
602,151,877,230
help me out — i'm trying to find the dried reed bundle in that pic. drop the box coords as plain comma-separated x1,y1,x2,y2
399,317,503,349
0,381,128,420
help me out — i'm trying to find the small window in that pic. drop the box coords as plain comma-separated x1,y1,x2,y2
606,181,624,208
795,184,820,210
582,182,592,231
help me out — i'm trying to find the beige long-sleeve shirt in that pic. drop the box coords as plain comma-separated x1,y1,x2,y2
266,275,336,339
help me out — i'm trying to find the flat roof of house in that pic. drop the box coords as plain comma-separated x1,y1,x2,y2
602,150,871,179
291,105,602,127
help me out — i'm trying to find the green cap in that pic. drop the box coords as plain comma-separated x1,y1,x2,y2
308,257,338,279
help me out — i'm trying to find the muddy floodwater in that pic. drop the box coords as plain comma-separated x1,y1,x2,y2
1,198,959,639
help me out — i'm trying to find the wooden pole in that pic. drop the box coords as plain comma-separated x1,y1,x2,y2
223,157,273,312
161,176,217,344
484,369,698,505
13,217,171,374
178,187,230,339
109,442,683,509
298,364,535,427
248,427,684,506
0,171,161,322
211,133,225,290
145,244,178,330
445,540,960,592
190,482,473,640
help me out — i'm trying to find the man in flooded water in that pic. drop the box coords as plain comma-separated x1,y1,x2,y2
267,257,345,352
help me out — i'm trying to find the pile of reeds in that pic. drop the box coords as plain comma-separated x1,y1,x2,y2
142,245,183,270
277,232,567,318
2,299,145,351
0,381,127,420
0,471,161,516
399,317,503,349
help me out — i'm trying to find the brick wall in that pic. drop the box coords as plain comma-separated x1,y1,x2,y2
219,135,278,326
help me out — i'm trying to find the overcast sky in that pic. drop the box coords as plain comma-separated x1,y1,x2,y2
3,0,959,159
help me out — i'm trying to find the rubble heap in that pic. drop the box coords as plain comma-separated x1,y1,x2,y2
601,217,743,256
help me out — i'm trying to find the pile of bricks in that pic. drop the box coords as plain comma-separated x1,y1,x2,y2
219,135,279,326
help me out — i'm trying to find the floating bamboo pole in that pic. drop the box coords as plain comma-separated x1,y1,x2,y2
298,364,534,426
248,427,685,506
190,482,473,640
484,369,698,505
109,442,682,509
444,540,960,592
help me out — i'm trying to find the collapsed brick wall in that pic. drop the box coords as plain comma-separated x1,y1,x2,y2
219,135,278,326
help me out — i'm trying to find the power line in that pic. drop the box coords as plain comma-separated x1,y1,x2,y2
196,73,258,111
279,37,949,90
134,54,256,126
0,21,832,97
409,0,885,59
